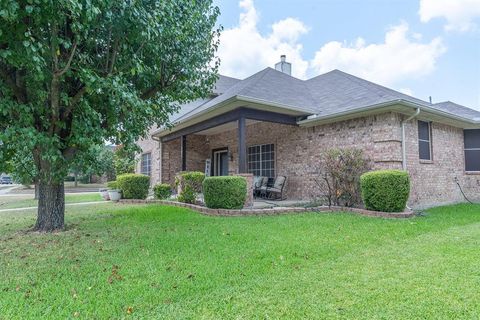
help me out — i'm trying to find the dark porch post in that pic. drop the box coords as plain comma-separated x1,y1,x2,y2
181,135,187,171
238,116,247,173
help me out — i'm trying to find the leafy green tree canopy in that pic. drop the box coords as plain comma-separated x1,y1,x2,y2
0,0,220,231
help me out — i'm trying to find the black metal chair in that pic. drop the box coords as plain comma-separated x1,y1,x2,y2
253,176,268,198
265,176,287,200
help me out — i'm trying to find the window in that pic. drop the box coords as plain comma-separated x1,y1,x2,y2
247,144,275,177
418,120,432,161
141,153,152,176
464,129,480,171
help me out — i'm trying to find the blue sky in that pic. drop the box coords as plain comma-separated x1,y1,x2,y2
213,0,480,109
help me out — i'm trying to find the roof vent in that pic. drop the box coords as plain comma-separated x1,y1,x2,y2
275,55,291,76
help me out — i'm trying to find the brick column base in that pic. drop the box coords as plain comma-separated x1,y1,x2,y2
237,173,254,208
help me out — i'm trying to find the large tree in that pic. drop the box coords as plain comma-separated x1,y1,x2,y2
0,0,220,231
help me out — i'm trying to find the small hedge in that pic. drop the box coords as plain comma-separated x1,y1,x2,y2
116,174,150,199
203,176,247,209
176,171,205,204
106,181,118,189
360,170,410,212
153,183,171,200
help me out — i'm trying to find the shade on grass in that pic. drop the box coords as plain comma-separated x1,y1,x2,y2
1,203,480,318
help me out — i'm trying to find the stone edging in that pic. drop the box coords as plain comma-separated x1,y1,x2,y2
118,199,415,219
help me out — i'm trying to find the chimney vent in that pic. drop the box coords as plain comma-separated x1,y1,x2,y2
275,55,291,76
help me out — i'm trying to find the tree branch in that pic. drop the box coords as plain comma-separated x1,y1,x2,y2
61,85,86,121
55,40,78,77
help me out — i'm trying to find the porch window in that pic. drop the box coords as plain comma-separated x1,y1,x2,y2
141,153,152,176
464,129,480,171
247,144,275,178
418,120,432,161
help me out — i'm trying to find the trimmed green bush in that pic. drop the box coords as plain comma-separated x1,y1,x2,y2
203,176,247,209
360,170,410,212
153,183,172,200
175,171,205,192
106,181,118,189
176,171,205,204
116,174,150,199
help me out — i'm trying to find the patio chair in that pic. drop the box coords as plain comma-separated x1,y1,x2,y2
265,176,287,200
253,176,268,198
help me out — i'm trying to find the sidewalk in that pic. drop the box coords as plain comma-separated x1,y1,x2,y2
0,201,109,213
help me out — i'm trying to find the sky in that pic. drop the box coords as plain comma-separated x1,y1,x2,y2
213,0,480,110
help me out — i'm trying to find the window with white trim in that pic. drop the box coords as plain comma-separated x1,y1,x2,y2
464,129,480,171
247,144,275,178
418,120,432,160
141,153,152,176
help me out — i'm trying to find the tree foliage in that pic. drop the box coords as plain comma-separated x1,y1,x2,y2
0,0,221,231
113,145,136,176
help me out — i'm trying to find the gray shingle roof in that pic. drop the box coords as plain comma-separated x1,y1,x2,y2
432,101,480,120
168,68,480,125
174,68,317,123
213,75,241,95
168,75,241,123
305,70,431,116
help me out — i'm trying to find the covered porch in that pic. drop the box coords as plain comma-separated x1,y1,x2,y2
158,107,304,199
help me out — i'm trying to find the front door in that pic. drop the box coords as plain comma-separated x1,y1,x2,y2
213,149,229,176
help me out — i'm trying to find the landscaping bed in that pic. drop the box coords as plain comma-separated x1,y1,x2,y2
119,199,415,218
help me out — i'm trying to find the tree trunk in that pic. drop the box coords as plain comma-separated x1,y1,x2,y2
34,181,39,200
34,181,65,232
74,171,78,187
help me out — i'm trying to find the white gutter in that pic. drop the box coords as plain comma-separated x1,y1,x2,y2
297,99,480,126
401,108,420,171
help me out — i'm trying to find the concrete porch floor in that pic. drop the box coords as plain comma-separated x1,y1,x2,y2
250,199,309,209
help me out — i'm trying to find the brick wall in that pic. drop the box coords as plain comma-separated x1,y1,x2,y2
403,118,480,208
156,111,480,208
135,126,161,186
161,135,209,186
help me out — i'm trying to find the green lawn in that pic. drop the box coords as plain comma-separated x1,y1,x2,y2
0,193,102,210
1,203,480,319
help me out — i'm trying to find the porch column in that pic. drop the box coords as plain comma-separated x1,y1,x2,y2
181,135,187,171
238,116,247,173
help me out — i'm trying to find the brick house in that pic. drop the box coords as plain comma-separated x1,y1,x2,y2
136,56,480,208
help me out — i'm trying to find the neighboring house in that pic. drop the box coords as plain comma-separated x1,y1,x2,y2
136,56,480,208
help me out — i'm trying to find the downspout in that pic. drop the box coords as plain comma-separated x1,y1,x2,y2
401,108,421,171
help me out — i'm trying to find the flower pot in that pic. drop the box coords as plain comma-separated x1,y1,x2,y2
99,188,110,201
108,189,122,202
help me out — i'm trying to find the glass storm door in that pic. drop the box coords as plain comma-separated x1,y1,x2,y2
213,150,229,176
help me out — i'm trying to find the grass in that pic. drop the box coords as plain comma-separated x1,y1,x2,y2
0,193,103,210
1,203,480,318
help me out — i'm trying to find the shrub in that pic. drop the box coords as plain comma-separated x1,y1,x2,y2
153,183,172,200
106,180,118,189
360,170,410,212
315,148,371,207
175,171,205,204
116,174,150,199
177,185,197,204
203,176,247,209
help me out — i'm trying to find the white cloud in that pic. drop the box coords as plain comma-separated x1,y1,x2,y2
218,0,309,79
218,1,447,90
419,0,480,32
310,22,446,86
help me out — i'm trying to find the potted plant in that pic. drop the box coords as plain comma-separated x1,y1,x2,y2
106,181,121,201
99,187,110,201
